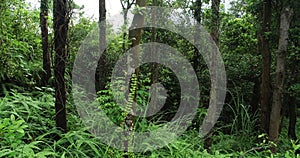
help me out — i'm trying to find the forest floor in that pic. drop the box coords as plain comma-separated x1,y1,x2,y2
0,89,299,157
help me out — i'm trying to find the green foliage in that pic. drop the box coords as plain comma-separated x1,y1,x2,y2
0,0,299,157
0,90,56,157
0,86,298,157
220,13,259,78
211,86,260,153
227,88,258,136
68,16,97,70
97,85,124,125
0,0,42,86
0,115,27,148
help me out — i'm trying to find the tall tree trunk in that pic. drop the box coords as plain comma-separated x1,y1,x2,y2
124,0,146,155
204,0,220,152
193,0,202,72
190,0,203,137
288,95,297,140
120,0,134,54
40,0,51,86
210,0,220,46
260,0,272,133
53,0,69,133
287,61,298,140
269,4,293,153
95,0,107,92
148,0,159,117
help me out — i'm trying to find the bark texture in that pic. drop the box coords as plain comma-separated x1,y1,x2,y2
204,0,220,152
288,95,297,140
269,4,293,152
260,0,272,133
53,0,69,132
40,0,51,86
210,0,220,46
124,0,146,154
193,0,202,72
148,0,159,117
95,0,107,92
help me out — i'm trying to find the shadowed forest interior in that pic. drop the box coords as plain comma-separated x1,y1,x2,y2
0,0,299,157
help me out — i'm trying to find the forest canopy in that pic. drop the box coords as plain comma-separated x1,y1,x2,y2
0,0,299,157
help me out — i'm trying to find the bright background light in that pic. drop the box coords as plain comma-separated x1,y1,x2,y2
26,0,122,18
26,0,231,19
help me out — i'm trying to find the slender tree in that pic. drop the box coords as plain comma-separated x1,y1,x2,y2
288,83,297,140
95,0,107,92
120,0,134,26
148,0,159,116
120,0,135,55
204,0,220,152
287,1,299,141
53,0,69,132
123,0,146,155
260,0,272,133
210,0,220,46
269,3,293,152
193,0,202,72
40,0,51,86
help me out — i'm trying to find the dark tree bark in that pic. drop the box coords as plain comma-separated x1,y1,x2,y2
193,0,202,72
148,0,159,117
287,58,298,141
260,0,272,133
95,0,107,92
269,4,293,152
123,0,146,154
150,0,157,81
204,0,220,153
288,95,297,140
120,0,134,26
210,0,220,46
128,0,146,48
120,0,134,54
53,0,69,132
40,0,51,86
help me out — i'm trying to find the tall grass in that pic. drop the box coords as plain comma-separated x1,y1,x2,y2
225,87,259,136
211,87,260,153
0,87,298,157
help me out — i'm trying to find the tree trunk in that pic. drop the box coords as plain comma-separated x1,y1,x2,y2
260,0,272,133
40,0,51,86
120,0,134,54
124,0,146,154
53,0,69,133
204,0,220,153
288,95,297,140
287,60,298,141
269,4,293,153
148,0,159,117
95,0,107,92
193,0,202,72
210,0,220,46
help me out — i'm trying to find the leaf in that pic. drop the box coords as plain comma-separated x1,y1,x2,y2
61,152,66,158
35,151,55,158
85,141,101,156
10,114,15,121
0,149,14,157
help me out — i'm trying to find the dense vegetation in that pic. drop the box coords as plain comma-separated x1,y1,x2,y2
0,0,299,157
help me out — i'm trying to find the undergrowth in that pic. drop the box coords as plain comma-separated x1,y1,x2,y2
0,88,299,157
